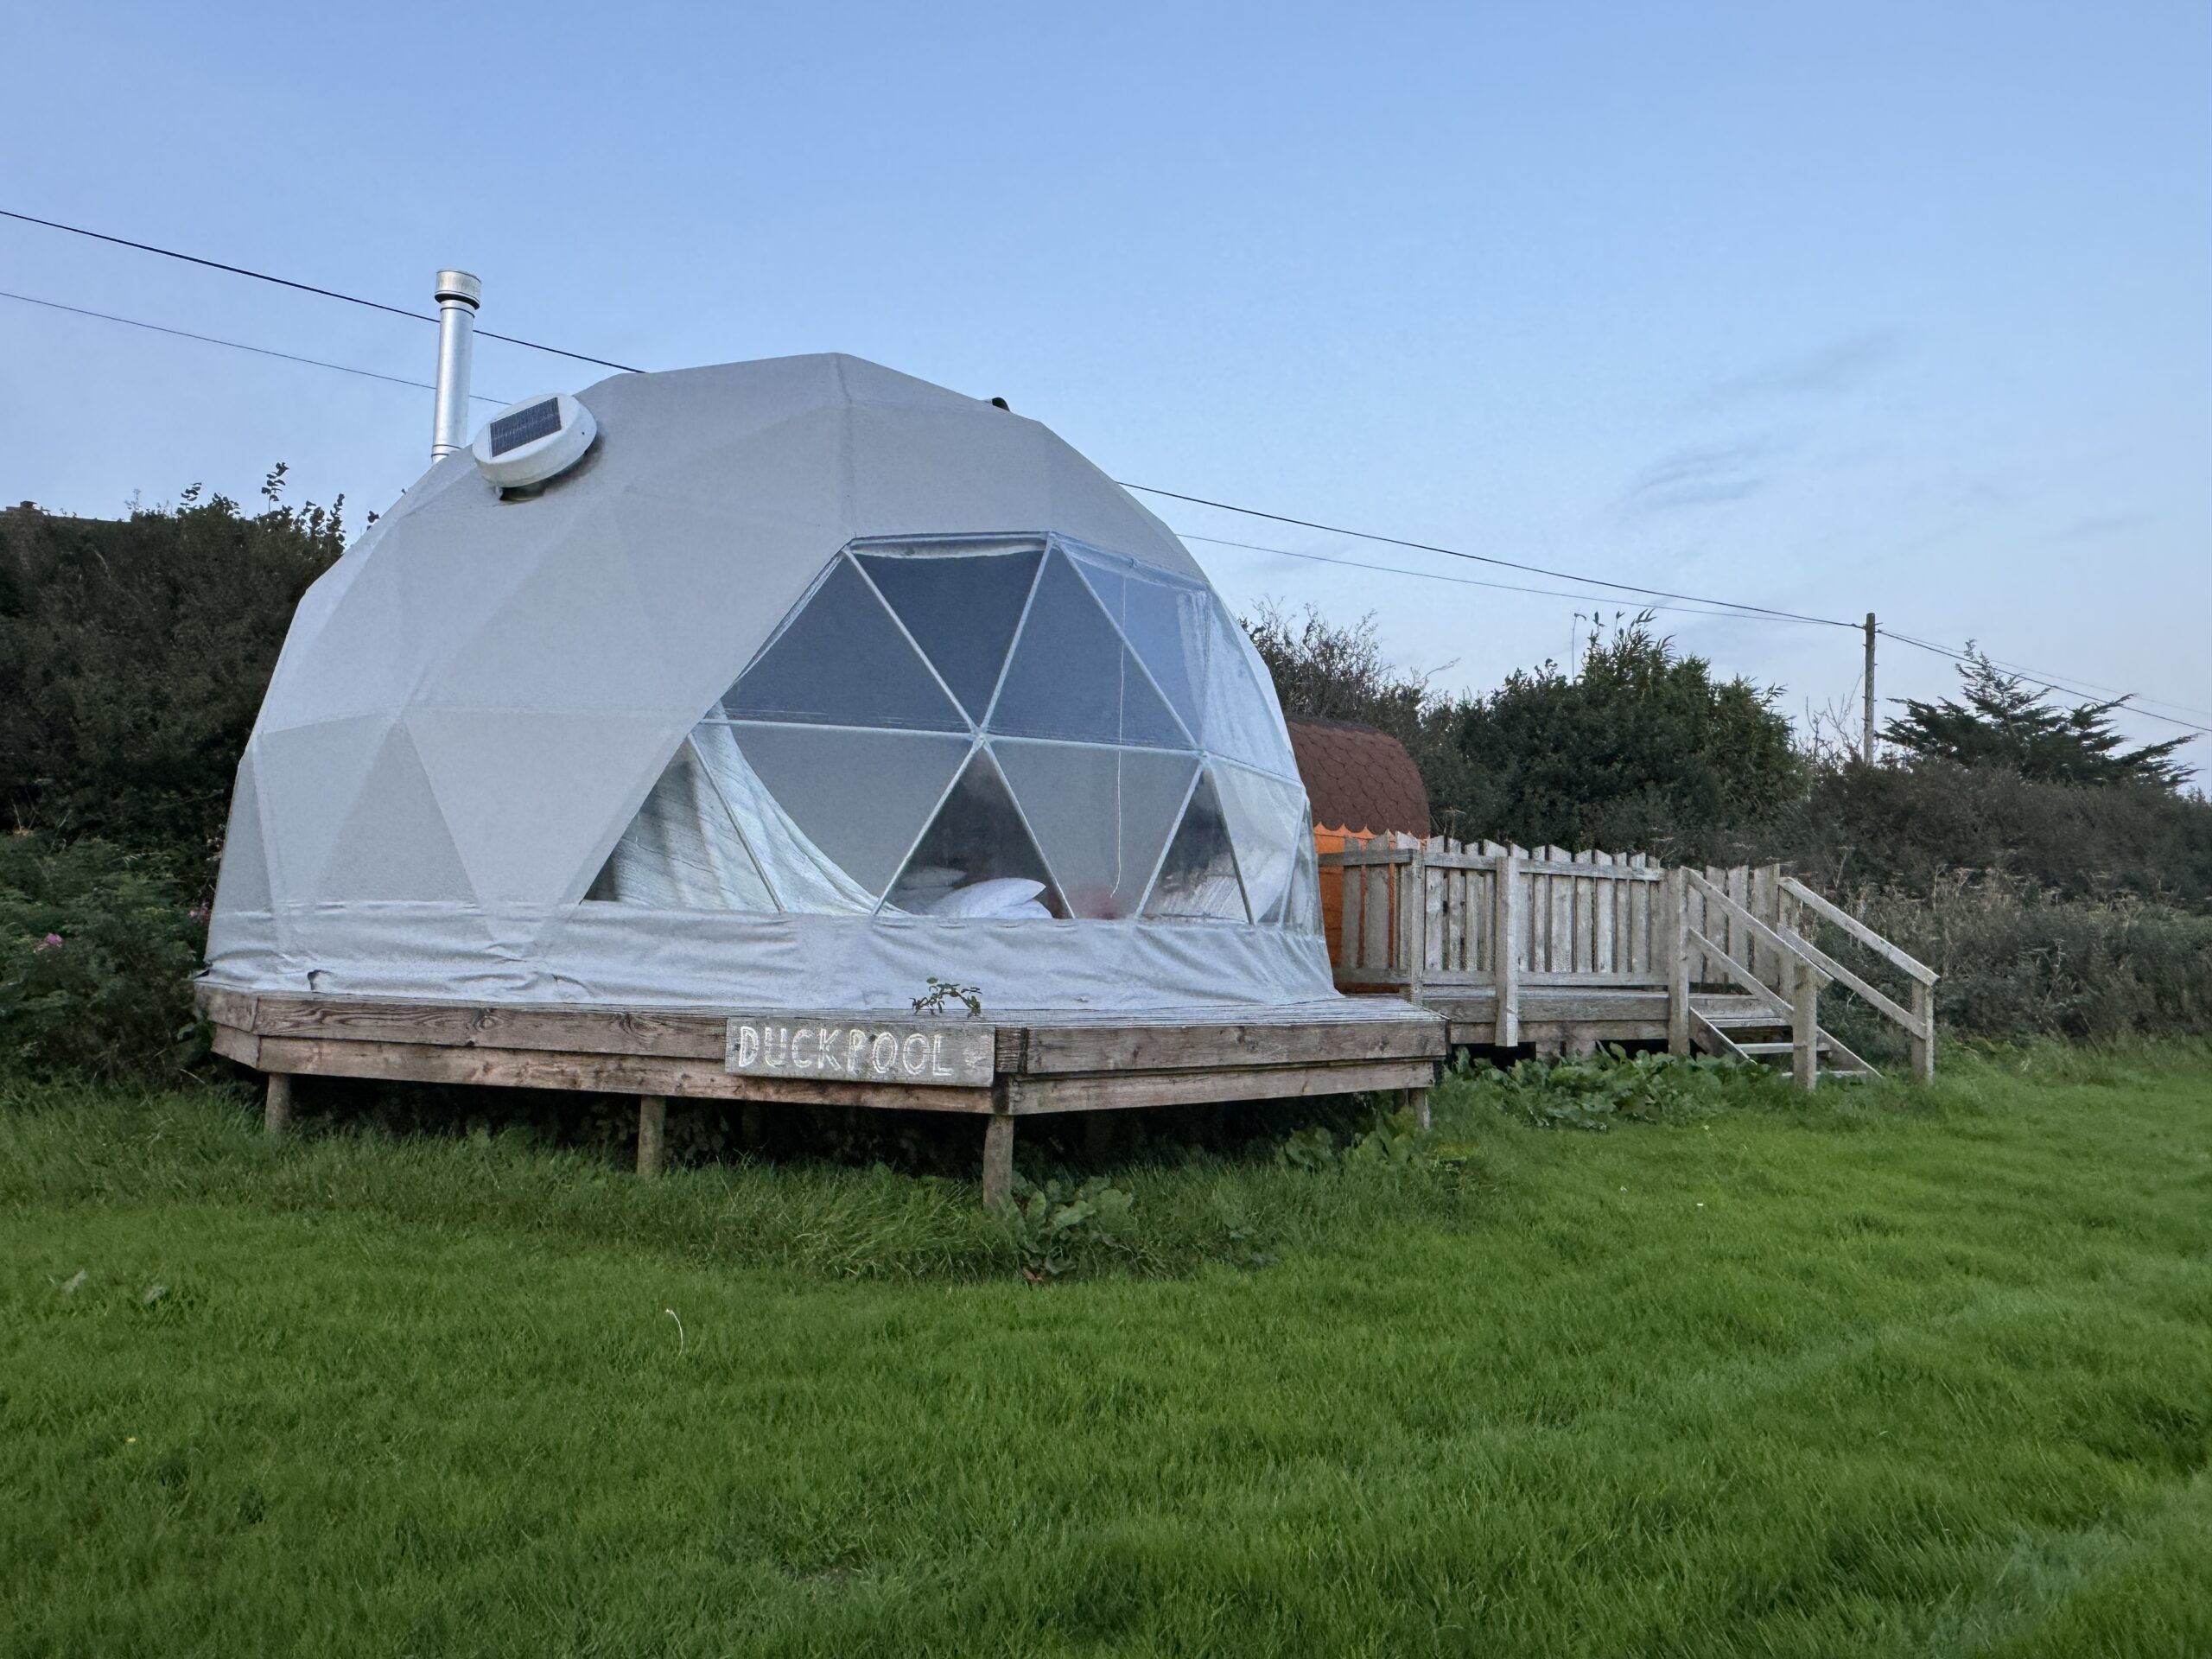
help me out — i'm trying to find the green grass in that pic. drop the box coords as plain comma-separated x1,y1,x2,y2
3,1047,2208,1656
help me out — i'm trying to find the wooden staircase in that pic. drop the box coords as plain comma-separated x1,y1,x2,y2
1673,870,1936,1089
1689,995,1877,1084
1318,840,1940,1092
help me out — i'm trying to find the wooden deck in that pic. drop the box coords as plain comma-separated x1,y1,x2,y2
196,982,1446,1202
196,845,1937,1201
1320,839,1938,1086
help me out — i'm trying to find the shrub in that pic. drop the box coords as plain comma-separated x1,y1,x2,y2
0,480,340,856
1852,879,2212,1045
1772,760,2212,912
0,834,209,1081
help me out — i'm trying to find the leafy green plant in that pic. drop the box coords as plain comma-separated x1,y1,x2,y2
1003,1173,1135,1280
1276,1102,1432,1169
1470,1046,1786,1132
912,976,985,1017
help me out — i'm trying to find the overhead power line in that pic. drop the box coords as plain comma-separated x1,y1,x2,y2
0,289,508,404
6,202,2197,740
0,207,643,373
1175,532,1828,626
1117,481,1857,631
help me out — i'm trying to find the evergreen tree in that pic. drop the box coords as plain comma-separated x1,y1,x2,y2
1882,646,2192,789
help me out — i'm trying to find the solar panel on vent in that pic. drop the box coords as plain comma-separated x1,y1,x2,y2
489,398,563,456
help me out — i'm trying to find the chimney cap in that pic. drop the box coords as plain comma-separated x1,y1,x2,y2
435,270,482,308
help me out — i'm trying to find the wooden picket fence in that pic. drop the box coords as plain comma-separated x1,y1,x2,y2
1319,835,1937,1086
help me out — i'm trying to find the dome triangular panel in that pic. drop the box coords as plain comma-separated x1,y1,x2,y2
995,741,1194,920
728,722,969,897
723,556,965,732
855,546,1040,721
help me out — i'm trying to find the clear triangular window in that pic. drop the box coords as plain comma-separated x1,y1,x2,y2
1286,836,1323,933
1071,552,1212,742
995,740,1197,919
1141,768,1249,922
888,747,1063,917
855,547,1040,723
1198,607,1299,778
721,556,966,732
586,737,776,911
728,722,970,898
1211,763,1307,925
988,550,1191,748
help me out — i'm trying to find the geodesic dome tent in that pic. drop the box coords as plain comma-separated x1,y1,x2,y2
204,353,1332,1012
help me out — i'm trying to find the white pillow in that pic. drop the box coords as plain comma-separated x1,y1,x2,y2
927,877,1049,918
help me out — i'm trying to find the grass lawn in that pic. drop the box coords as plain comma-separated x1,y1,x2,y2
2,1046,2208,1656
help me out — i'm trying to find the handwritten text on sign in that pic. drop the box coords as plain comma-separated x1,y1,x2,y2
723,1017,996,1088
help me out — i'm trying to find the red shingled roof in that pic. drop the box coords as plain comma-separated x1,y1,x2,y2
1286,717,1430,838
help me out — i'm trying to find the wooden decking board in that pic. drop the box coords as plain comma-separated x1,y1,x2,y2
194,983,1448,1117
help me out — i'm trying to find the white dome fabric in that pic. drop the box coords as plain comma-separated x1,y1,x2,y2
205,353,1334,1012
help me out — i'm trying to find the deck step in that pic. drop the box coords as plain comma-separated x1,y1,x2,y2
1734,1039,1835,1056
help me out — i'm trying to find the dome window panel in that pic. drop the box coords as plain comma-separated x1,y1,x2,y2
1287,836,1324,934
1071,552,1211,743
1198,606,1301,779
855,546,1041,723
887,747,1063,918
995,740,1198,920
1211,763,1308,925
1141,768,1249,923
727,721,971,899
988,550,1191,748
721,556,967,732
587,737,777,911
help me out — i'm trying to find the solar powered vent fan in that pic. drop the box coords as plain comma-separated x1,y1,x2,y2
471,391,597,489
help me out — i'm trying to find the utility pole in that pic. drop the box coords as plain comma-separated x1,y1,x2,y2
1862,613,1878,763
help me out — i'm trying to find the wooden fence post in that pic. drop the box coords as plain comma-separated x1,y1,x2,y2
264,1072,291,1135
1492,850,1521,1048
637,1095,667,1178
1663,868,1689,1055
1402,841,1428,1005
1910,981,1936,1084
1791,962,1820,1092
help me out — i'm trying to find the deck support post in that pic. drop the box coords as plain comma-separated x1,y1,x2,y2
264,1072,292,1135
1492,851,1521,1048
1664,868,1690,1056
1791,962,1819,1092
982,1109,1015,1209
1404,1086,1431,1132
637,1095,666,1178
1910,982,1936,1084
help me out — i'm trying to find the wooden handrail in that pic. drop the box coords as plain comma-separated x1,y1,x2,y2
1772,924,1928,1039
1779,877,1936,985
1683,869,1830,989
1683,926,1794,1018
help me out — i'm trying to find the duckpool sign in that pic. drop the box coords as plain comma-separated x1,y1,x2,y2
724,1016,996,1088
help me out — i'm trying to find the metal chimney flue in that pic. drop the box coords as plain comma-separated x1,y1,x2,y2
429,269,481,462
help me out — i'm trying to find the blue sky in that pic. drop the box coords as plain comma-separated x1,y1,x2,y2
4,2,2207,760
